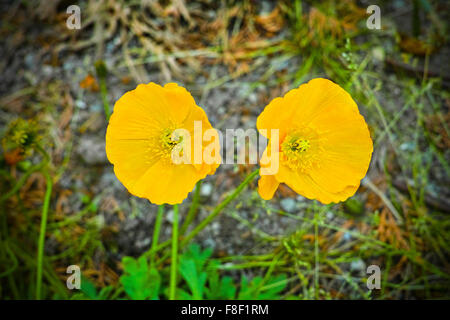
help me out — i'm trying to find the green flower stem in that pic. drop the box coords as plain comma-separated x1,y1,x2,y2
150,205,164,267
180,180,202,235
314,210,319,300
153,169,260,267
146,169,259,266
180,169,259,247
95,60,110,121
99,77,110,121
169,204,179,300
36,169,52,300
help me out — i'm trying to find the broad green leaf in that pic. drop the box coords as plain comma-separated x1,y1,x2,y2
120,256,160,300
206,260,236,299
183,244,212,270
179,258,207,299
80,275,98,299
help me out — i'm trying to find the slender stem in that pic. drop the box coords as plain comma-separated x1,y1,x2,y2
95,61,110,121
169,204,179,300
150,205,164,267
314,210,319,300
181,169,259,247
259,252,282,288
218,260,286,270
36,170,52,300
180,180,202,235
147,169,259,265
99,78,110,121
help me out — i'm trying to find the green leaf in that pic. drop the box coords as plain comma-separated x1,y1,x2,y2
176,288,193,300
184,244,212,270
237,276,258,300
206,260,236,299
179,258,207,299
215,276,237,299
80,275,98,299
120,256,160,300
177,244,213,300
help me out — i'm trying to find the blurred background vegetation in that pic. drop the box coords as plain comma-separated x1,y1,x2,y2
0,0,449,300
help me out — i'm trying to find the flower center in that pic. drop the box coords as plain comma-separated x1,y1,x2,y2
161,129,182,149
144,127,186,166
281,130,320,172
283,137,310,153
160,128,184,156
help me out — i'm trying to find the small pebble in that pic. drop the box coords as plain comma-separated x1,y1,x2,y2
211,222,220,233
343,232,352,241
203,238,216,248
248,93,257,104
166,210,174,223
42,65,53,76
326,211,334,220
75,99,87,109
136,238,151,249
280,198,296,213
91,103,103,112
200,183,213,197
25,53,35,68
350,259,366,272
76,136,107,165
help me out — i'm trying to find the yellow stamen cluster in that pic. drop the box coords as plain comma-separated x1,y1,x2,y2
159,128,184,161
142,127,183,165
281,130,320,172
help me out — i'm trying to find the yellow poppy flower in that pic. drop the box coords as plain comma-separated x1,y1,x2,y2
105,82,220,205
257,78,373,204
